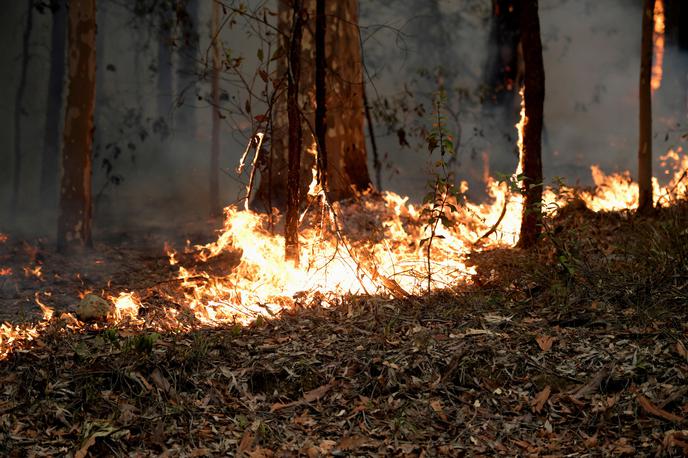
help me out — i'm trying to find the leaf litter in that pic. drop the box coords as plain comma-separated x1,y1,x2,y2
0,201,687,456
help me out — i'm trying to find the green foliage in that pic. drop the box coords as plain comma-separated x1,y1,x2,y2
421,91,464,290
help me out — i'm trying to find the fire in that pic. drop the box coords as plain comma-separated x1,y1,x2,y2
651,0,665,92
23,265,43,279
109,291,143,322
0,268,11,277
0,233,7,244
581,147,687,211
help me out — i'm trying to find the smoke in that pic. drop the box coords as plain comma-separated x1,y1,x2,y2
1,0,687,237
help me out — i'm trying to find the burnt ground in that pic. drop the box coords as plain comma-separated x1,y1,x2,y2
1,201,688,456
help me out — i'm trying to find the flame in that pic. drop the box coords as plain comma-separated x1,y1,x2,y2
0,268,11,277
108,291,143,322
580,147,687,211
35,292,54,321
651,0,665,92
23,265,43,279
0,233,7,244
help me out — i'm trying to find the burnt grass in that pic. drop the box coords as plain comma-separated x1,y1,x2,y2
1,200,688,456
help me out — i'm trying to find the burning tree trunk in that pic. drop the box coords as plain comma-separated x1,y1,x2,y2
285,0,304,263
256,0,371,210
57,0,97,252
11,0,34,217
40,0,68,210
516,0,545,249
638,0,655,214
209,0,221,217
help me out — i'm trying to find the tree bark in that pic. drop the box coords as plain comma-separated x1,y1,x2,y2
314,0,328,192
516,0,545,249
285,0,304,264
210,0,221,216
57,0,96,252
11,0,34,217
256,0,371,210
40,0,68,210
638,0,655,214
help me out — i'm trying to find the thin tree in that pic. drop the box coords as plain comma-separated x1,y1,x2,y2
210,0,221,216
638,0,655,214
285,0,304,264
57,0,97,252
315,0,328,192
11,0,34,217
40,0,68,209
516,0,545,248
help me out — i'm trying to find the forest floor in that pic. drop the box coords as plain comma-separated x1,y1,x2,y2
1,201,688,456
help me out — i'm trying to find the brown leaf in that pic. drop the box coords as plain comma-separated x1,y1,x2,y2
74,435,97,458
677,340,688,360
271,381,335,412
338,435,371,451
430,399,448,421
237,430,254,456
303,381,335,403
637,393,685,423
531,385,551,413
535,335,554,352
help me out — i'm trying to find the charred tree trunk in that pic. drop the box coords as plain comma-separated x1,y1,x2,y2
40,0,68,210
314,0,328,192
209,0,221,216
638,0,655,214
11,0,34,217
285,0,304,264
57,0,96,252
256,0,371,210
177,0,199,135
516,0,545,249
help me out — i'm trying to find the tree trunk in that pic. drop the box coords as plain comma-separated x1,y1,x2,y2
285,0,304,264
11,0,34,217
57,0,96,252
177,0,199,135
40,0,68,210
256,0,371,210
638,0,655,214
516,0,545,249
209,0,221,216
314,0,328,191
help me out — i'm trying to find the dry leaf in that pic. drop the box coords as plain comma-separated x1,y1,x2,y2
531,385,551,413
271,381,335,412
338,435,370,450
637,393,685,423
677,341,688,360
535,335,554,352
238,430,254,456
430,399,448,421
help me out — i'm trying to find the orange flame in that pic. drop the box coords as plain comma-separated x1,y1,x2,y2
651,0,665,92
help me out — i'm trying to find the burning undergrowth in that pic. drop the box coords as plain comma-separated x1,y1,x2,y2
0,146,687,363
